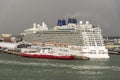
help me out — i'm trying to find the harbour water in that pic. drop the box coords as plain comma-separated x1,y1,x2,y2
0,52,120,80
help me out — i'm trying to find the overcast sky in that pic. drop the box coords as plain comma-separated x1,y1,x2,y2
0,0,120,36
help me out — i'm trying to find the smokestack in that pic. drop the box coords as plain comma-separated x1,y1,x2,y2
57,19,62,26
68,18,72,24
72,18,77,24
62,19,66,25
68,17,77,24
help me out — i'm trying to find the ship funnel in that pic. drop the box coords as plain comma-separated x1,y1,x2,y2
72,17,77,24
68,17,77,24
57,19,66,26
57,19,62,26
68,18,72,24
61,19,66,25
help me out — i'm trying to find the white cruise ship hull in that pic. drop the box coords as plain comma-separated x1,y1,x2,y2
70,46,110,59
80,46,109,58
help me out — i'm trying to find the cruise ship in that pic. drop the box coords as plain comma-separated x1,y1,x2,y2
21,18,110,58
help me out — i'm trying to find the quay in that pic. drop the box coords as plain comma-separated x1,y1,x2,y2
0,49,90,60
108,51,120,55
0,49,20,56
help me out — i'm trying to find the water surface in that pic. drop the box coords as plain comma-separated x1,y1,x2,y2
0,52,120,80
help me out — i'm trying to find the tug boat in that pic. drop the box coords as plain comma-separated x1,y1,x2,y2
20,47,74,60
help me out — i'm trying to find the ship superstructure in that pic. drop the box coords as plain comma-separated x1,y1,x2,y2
22,22,48,34
22,17,109,58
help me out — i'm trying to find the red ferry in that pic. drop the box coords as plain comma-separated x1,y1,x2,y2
20,47,74,60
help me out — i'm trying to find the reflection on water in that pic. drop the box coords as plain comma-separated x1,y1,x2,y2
0,52,120,80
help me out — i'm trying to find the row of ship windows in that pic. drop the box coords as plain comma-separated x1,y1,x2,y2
29,34,102,39
83,31,100,33
85,41,102,44
85,42,103,45
90,50,106,54
35,38,83,43
86,43,102,45
88,39,102,41
39,38,83,40
84,36,102,38
83,34,101,36
84,39,102,41
81,52,107,54
88,41,102,44
90,52,107,54
88,37,102,40
84,35,102,38
43,38,83,40
38,35,83,38
36,34,82,36
85,44,103,46
81,30,101,32
37,38,83,41
34,34,103,38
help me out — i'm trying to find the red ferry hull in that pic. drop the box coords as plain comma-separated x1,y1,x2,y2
20,53,74,60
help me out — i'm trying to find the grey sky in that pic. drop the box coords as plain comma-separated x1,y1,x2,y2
0,0,120,36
